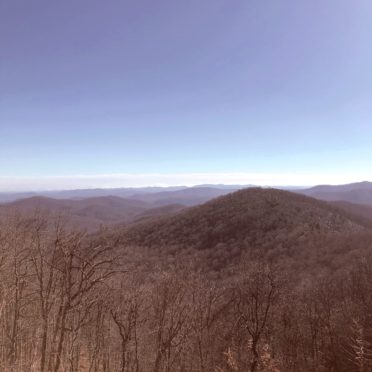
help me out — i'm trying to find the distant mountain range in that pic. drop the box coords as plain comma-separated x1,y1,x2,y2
0,186,185,203
0,184,247,203
297,181,372,205
128,187,239,206
0,186,241,230
2,181,372,205
2,182,372,231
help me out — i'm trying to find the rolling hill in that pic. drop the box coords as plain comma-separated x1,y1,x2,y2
0,186,243,230
0,196,184,230
124,188,368,270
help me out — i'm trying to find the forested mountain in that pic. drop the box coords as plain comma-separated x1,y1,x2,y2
124,188,367,272
330,200,372,225
0,195,184,230
4,181,372,207
130,203,186,223
0,186,240,229
1,188,372,371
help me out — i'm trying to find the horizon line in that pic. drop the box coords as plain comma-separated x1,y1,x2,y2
0,173,371,193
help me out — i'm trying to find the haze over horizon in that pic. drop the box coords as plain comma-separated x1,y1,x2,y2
0,174,371,193
1,1,372,190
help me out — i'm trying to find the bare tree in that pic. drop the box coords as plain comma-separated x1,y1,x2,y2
150,271,191,372
232,261,280,372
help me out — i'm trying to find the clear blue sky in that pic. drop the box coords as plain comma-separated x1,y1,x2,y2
1,0,372,190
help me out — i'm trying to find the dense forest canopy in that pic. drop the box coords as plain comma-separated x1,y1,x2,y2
1,188,372,371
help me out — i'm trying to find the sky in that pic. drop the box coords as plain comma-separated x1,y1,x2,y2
1,0,372,191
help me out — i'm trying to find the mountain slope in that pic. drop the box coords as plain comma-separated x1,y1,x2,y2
0,186,242,230
298,181,372,205
130,204,186,223
124,188,367,269
0,196,152,230
330,200,372,226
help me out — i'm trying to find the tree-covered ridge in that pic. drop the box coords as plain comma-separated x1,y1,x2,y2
123,188,367,271
1,189,372,371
